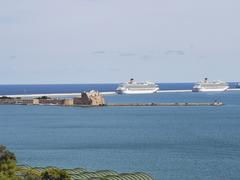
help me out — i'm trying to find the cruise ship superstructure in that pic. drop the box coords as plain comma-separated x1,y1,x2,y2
116,79,159,94
193,78,229,92
237,82,240,88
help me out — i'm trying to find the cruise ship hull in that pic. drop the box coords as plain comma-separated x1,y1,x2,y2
117,88,159,94
193,87,229,92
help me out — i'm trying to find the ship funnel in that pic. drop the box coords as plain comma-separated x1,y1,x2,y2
129,78,134,84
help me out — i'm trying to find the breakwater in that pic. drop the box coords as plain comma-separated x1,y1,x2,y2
107,102,224,107
0,98,223,107
0,90,224,107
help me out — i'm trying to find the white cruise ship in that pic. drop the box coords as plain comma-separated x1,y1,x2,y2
237,82,240,88
116,79,159,94
193,78,229,92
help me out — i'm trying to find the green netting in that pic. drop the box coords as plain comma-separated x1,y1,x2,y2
16,165,153,180
95,170,118,176
34,167,47,173
104,173,153,180
65,168,87,174
77,172,102,179
17,165,32,169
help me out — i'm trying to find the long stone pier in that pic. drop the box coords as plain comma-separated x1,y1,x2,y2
107,102,224,107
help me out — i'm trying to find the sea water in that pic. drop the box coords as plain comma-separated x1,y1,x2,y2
0,82,237,95
0,84,240,179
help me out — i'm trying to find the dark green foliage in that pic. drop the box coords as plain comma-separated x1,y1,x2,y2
22,169,41,180
41,168,70,180
0,145,16,162
0,172,10,180
0,145,70,180
0,145,152,180
37,96,51,100
0,96,13,99
0,145,18,179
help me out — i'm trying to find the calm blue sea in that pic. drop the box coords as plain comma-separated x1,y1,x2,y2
0,82,238,95
0,83,240,179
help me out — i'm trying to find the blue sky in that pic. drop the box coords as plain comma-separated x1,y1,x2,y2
0,0,239,84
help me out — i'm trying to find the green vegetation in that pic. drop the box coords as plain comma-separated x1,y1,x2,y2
0,145,70,180
0,145,18,179
0,96,13,99
0,144,153,180
36,96,51,100
41,168,70,180
21,169,41,180
19,168,70,180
